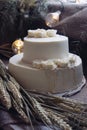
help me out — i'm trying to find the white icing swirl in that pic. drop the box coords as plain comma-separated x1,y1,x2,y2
27,29,57,38
32,54,76,70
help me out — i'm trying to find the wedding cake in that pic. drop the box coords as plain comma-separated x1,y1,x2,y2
8,29,85,94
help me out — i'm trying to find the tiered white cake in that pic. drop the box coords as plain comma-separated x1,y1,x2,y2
8,29,85,94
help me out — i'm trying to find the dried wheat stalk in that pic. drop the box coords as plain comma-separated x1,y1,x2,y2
11,96,29,123
46,109,72,130
7,73,20,90
6,80,23,108
0,59,8,80
0,77,11,109
31,92,86,113
31,97,52,126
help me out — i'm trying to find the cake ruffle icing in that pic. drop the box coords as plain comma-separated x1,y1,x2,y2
8,29,85,94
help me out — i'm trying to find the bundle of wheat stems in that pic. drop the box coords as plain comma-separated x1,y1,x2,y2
0,59,87,130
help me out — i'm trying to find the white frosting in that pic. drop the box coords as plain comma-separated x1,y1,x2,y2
27,29,57,38
8,53,84,93
33,60,57,70
32,54,76,70
23,35,69,63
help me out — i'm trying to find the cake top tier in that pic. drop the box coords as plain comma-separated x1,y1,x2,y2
23,29,69,62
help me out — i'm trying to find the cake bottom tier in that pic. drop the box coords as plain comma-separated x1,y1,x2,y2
8,53,85,94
